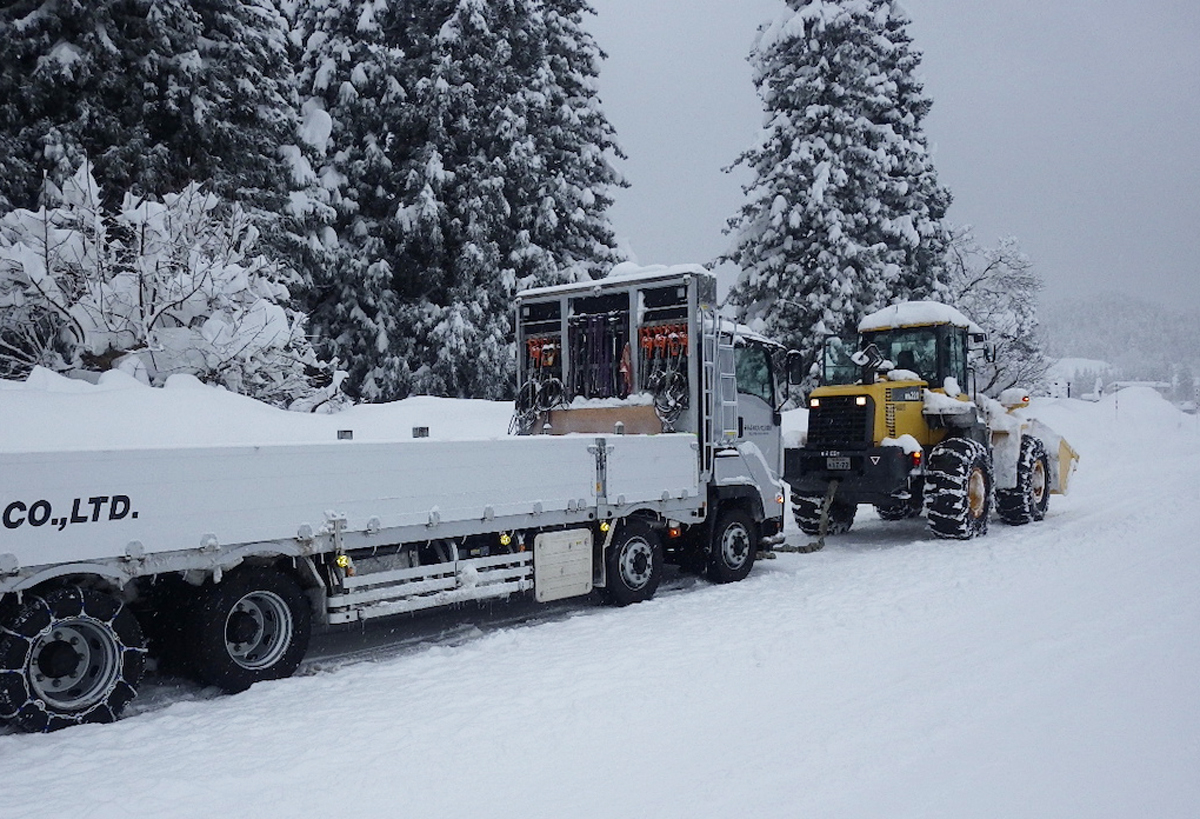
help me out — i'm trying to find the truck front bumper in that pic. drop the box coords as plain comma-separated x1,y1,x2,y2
784,446,916,506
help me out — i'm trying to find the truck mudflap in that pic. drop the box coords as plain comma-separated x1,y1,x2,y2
784,445,914,505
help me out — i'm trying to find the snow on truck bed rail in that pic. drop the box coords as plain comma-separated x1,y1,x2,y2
0,367,514,453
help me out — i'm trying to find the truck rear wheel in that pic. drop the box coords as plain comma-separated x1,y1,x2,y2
926,438,992,540
604,519,663,606
182,567,311,693
997,436,1050,525
0,586,145,732
707,509,757,584
791,489,855,536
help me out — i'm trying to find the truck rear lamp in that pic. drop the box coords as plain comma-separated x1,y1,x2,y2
855,395,868,406
911,450,923,468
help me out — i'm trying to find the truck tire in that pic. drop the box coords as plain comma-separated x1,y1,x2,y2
791,489,856,536
997,436,1050,525
182,567,311,694
604,518,663,606
926,438,992,540
707,509,757,584
0,586,145,732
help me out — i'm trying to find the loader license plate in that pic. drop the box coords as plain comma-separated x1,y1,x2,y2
826,456,851,471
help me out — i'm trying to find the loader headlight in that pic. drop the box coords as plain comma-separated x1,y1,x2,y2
810,398,820,408
855,396,868,406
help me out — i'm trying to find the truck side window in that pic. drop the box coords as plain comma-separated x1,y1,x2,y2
735,344,774,404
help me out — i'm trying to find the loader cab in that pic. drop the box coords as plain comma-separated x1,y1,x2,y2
822,320,978,395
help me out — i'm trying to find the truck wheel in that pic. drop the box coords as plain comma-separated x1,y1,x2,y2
708,509,757,584
604,519,663,606
183,567,311,694
0,586,145,732
997,436,1050,525
926,438,992,540
791,489,855,536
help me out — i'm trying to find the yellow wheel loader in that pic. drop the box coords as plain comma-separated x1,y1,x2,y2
784,302,1078,542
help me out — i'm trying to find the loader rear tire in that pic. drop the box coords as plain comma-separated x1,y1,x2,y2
792,489,855,536
183,567,311,694
0,586,145,732
997,436,1050,525
926,438,992,540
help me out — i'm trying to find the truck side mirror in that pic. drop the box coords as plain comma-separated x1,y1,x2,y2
785,350,806,386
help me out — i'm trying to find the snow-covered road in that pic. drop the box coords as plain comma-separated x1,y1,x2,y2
2,389,1198,818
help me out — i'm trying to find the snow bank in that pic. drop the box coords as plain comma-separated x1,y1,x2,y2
0,367,513,452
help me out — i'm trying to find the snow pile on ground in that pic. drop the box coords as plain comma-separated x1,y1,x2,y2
1,384,1197,818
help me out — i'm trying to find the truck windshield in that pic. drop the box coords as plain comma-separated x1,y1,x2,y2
735,342,775,405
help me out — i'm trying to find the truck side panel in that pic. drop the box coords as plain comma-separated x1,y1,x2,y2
0,435,602,571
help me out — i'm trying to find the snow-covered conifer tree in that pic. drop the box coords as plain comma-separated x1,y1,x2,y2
723,0,951,381
0,0,298,214
292,0,415,401
523,0,626,285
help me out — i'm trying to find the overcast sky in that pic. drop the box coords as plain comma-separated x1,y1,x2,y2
588,0,1200,312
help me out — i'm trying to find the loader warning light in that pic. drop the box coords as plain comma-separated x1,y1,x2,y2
599,521,611,533
911,451,923,468
336,554,351,569
668,526,682,539
500,532,512,546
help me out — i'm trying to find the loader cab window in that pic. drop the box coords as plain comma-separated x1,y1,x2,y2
735,342,775,405
943,328,969,390
822,336,860,386
862,328,939,383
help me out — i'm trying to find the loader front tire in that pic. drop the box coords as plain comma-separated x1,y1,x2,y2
997,436,1050,525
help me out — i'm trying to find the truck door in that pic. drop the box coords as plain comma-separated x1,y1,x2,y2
734,340,782,478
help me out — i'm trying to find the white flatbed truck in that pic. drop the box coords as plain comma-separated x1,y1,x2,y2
0,265,792,731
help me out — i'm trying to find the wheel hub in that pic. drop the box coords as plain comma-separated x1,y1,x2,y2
721,525,750,567
36,637,82,680
967,467,987,519
224,591,293,670
619,539,653,589
28,619,121,711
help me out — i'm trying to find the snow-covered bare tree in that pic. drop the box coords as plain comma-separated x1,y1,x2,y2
943,225,1048,395
0,164,340,409
722,0,951,382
